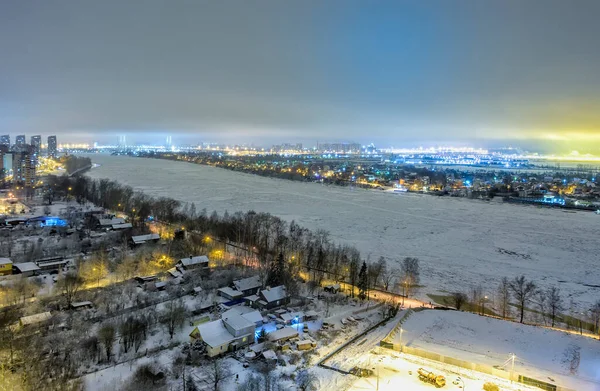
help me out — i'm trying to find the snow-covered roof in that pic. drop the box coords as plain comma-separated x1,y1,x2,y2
222,307,262,324
0,258,12,266
233,275,262,292
244,294,259,302
267,327,298,342
112,223,132,230
155,281,167,289
99,217,125,226
71,301,93,308
197,320,234,348
131,233,160,244
167,267,182,278
261,285,287,303
280,311,304,323
222,313,254,331
262,350,277,360
218,287,243,298
193,287,203,293
179,255,209,267
13,262,40,273
20,312,52,325
305,310,318,318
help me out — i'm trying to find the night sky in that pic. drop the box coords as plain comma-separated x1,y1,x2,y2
1,0,600,152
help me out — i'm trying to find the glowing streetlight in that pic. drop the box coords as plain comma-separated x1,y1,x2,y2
510,353,516,384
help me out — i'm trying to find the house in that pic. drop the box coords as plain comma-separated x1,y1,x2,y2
0,258,12,276
167,267,183,279
130,233,160,246
98,217,125,229
324,284,341,293
13,262,41,277
280,311,304,325
233,275,262,296
176,255,209,271
20,312,52,327
248,285,289,310
217,287,244,301
35,257,69,273
222,307,263,327
191,314,255,357
111,223,133,230
134,275,157,284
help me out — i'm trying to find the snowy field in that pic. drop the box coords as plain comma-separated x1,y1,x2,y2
85,154,600,308
398,309,600,390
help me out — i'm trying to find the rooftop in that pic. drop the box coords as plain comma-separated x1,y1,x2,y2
13,262,41,273
197,320,234,348
0,258,12,266
179,255,209,267
222,313,255,331
20,312,52,325
261,285,287,303
233,275,262,292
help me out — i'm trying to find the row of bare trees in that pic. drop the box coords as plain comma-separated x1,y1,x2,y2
51,175,418,298
448,275,600,334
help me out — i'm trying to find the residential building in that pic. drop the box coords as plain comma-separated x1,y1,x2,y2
15,135,25,147
130,233,160,246
47,135,57,158
0,258,13,276
245,285,289,310
217,287,244,301
176,255,209,271
233,275,262,296
190,314,255,357
30,135,41,165
221,307,263,327
12,146,36,187
0,144,7,183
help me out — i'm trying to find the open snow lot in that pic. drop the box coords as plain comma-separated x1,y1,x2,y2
86,155,600,308
398,309,600,390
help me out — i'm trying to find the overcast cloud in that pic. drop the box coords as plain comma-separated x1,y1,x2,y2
1,0,600,152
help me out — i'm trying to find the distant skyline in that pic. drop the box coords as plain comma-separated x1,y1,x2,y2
2,1,600,154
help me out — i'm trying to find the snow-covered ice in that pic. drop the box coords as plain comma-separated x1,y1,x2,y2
86,154,600,308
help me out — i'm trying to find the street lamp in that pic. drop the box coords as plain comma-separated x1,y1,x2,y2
510,353,516,384
456,376,465,390
482,295,488,315
399,327,404,352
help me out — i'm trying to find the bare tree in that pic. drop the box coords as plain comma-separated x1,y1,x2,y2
56,272,85,307
509,275,536,323
401,257,420,298
98,323,116,361
590,300,600,335
207,359,231,391
448,292,468,310
497,277,511,319
381,267,398,291
547,286,563,327
160,299,186,339
297,369,318,391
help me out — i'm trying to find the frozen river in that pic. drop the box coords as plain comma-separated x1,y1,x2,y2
86,154,600,308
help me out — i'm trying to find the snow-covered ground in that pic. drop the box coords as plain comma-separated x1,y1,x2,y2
85,154,600,309
398,309,600,390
